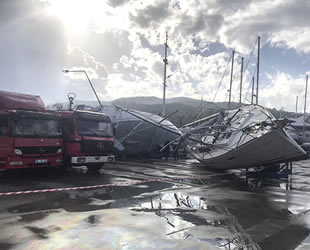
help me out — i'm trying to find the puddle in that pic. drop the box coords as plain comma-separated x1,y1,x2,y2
1,159,310,249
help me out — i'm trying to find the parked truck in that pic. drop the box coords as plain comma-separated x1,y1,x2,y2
57,110,115,171
0,91,63,171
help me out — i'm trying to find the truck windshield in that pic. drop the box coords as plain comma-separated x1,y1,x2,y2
77,119,113,137
12,118,62,137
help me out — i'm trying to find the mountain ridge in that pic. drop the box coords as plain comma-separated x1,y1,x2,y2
49,96,296,127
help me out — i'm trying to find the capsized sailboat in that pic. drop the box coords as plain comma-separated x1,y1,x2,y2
181,105,307,170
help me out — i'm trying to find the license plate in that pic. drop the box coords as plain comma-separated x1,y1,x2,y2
35,159,48,164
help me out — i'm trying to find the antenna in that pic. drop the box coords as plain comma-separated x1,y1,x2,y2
68,93,76,111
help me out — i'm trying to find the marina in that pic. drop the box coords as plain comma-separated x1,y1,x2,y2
1,1,310,249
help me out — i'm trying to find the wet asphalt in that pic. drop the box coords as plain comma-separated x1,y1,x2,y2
1,159,310,249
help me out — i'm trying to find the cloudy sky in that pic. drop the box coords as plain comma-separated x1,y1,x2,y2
1,0,310,112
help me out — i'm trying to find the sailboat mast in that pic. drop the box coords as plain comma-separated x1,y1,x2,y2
296,96,298,118
162,32,168,117
239,57,244,105
303,75,308,135
256,36,260,105
228,50,235,109
251,76,255,104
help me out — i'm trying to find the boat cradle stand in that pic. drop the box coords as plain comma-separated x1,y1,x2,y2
245,162,293,179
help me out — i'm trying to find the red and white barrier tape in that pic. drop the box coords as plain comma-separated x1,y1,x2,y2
0,172,230,196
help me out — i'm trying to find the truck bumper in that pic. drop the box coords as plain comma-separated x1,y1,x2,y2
0,156,63,170
71,155,115,165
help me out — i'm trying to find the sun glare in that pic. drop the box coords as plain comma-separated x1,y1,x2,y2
46,0,96,34
45,0,129,35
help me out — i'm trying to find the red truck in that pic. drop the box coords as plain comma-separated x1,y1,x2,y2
57,110,115,171
0,91,63,171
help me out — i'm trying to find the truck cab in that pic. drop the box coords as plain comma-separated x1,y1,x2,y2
0,110,63,171
57,110,115,170
0,91,63,171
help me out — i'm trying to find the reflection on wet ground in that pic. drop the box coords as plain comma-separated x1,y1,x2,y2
1,159,310,249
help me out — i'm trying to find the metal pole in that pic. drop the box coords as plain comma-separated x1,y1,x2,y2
228,50,235,109
84,71,103,109
296,96,298,118
62,70,103,109
251,76,255,104
239,57,244,105
303,75,308,135
162,32,168,117
256,36,260,105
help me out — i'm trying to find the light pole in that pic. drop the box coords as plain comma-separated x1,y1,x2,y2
62,69,103,109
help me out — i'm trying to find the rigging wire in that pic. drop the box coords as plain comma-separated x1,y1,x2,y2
178,39,259,126
212,52,233,103
185,52,234,124
241,38,258,103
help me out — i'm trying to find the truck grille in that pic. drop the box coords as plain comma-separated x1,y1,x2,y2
81,140,114,154
18,146,60,155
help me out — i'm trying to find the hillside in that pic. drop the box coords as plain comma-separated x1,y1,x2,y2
50,96,298,127
75,96,241,126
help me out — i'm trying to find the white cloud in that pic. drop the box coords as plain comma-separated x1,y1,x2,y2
105,73,162,100
121,0,310,54
2,0,310,111
107,0,129,8
270,28,310,53
66,46,108,78
259,72,307,112
129,1,171,29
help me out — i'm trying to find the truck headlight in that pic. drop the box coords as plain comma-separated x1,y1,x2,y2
56,148,62,153
14,149,22,155
77,157,86,163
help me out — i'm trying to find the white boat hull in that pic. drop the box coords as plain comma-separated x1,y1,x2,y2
192,129,307,170
184,105,308,170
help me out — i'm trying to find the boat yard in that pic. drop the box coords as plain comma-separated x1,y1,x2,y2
1,1,310,249
1,158,310,249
